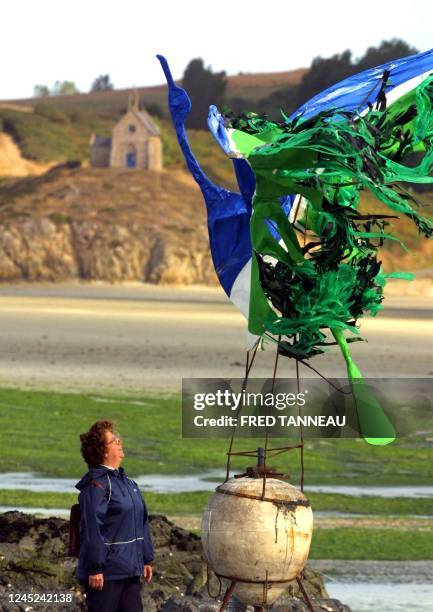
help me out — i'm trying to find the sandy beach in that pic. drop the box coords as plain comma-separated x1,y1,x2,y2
0,282,431,393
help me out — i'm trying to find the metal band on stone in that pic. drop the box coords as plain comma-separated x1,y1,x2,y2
215,572,297,585
215,485,311,507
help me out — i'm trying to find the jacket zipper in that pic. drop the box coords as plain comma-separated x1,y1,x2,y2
125,478,141,572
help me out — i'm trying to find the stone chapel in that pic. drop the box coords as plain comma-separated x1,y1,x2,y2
90,92,162,170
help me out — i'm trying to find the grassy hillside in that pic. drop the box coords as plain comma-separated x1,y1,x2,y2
0,104,238,189
0,68,307,116
0,105,113,164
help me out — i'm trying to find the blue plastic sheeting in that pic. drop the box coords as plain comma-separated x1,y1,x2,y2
208,105,233,157
291,48,433,120
157,54,293,297
157,55,252,296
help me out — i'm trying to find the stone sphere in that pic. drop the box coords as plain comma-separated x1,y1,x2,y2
201,477,313,607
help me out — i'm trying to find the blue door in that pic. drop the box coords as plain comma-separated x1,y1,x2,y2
126,151,136,168
125,144,137,168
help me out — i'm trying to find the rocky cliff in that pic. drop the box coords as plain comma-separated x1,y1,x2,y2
0,163,431,287
0,164,218,285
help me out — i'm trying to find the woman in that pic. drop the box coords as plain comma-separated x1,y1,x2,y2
76,420,153,612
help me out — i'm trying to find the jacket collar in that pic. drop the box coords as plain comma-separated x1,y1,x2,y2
75,465,125,490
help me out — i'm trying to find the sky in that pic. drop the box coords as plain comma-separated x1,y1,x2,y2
1,0,432,100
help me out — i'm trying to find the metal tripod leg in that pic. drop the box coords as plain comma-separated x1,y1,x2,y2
219,580,237,612
296,575,314,612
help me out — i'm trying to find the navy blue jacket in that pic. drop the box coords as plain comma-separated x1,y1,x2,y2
76,466,154,581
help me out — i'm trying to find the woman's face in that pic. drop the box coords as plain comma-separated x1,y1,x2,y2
103,430,125,468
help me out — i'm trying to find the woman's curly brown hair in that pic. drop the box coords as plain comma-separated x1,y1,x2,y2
80,420,115,467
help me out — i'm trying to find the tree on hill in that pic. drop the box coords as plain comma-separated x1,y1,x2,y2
34,84,50,97
33,81,79,97
91,74,114,92
355,38,418,72
52,81,79,95
297,50,354,106
253,85,300,121
182,58,227,129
